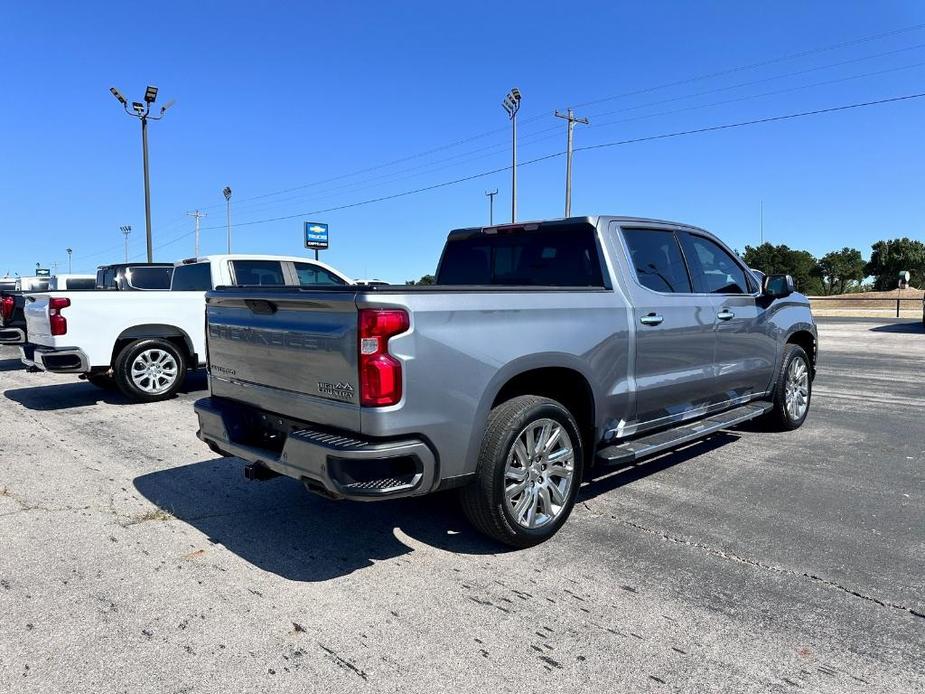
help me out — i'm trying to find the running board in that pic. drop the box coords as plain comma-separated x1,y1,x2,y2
596,402,772,466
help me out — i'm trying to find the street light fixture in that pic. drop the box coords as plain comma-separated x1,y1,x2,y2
502,87,522,223
66,248,73,273
223,187,233,253
110,84,175,263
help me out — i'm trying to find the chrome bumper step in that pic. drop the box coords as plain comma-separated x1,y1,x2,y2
596,402,772,465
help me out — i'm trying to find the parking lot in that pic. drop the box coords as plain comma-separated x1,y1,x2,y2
0,316,922,693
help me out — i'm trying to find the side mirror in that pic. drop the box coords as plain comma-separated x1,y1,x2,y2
763,273,795,298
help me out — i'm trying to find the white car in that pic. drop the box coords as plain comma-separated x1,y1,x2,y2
21,254,352,402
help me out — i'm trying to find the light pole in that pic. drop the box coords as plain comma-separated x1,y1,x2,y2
223,187,233,253
554,108,589,217
66,248,73,273
109,85,175,262
502,88,521,223
120,225,132,263
485,189,498,225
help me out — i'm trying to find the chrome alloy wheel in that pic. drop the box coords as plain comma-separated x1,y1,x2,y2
130,348,179,395
504,418,575,529
784,356,809,421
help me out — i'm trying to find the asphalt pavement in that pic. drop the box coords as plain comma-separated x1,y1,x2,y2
0,317,922,693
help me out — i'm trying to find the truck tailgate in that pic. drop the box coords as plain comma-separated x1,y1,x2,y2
23,294,51,340
205,288,362,431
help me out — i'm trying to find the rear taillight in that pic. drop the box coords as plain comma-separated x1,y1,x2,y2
358,308,409,407
49,297,70,336
0,296,13,321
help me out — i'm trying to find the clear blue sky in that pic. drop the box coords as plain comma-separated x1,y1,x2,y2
1,1,923,282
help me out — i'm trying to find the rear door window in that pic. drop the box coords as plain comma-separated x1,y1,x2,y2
171,263,213,291
679,233,752,294
621,228,692,293
231,260,286,286
293,262,348,286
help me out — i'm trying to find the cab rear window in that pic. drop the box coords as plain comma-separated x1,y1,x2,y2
437,224,605,287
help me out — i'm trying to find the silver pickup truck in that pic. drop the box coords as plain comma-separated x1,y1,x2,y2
195,216,816,547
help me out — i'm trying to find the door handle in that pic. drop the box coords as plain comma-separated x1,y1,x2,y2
640,313,663,326
717,309,735,321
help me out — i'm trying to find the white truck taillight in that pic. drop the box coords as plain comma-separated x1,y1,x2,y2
49,297,71,336
358,308,409,407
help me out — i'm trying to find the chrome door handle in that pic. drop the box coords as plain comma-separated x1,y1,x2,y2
717,309,735,321
640,313,664,326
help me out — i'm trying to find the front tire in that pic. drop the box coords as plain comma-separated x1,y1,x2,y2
113,338,187,403
764,344,812,431
461,395,583,548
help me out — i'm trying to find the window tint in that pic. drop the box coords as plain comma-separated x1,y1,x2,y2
622,229,692,293
127,266,173,289
231,260,285,286
680,234,751,294
437,224,604,287
293,262,347,286
170,263,212,291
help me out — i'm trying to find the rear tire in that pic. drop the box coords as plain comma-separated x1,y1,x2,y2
113,338,187,403
460,395,583,548
763,344,812,431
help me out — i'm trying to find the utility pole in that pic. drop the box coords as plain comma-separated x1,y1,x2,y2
223,187,233,253
109,86,175,262
485,189,498,225
187,210,207,257
502,88,522,223
554,108,589,217
120,225,132,263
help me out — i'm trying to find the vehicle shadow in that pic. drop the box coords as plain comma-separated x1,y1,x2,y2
134,433,743,582
4,371,209,411
579,432,740,502
133,457,500,583
0,358,23,372
869,321,924,334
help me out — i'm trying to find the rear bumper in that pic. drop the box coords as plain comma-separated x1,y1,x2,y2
0,327,25,345
20,344,89,373
194,397,437,501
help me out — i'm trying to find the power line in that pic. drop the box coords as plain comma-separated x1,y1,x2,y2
573,22,925,109
576,91,925,153
192,91,925,232
208,56,925,226
187,21,925,213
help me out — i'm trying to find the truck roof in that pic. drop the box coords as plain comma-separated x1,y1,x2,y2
96,262,174,271
447,215,712,239
176,254,354,283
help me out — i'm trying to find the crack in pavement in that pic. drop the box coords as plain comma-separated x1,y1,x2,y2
615,516,925,620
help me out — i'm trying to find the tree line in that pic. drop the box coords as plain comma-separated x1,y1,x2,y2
742,237,925,295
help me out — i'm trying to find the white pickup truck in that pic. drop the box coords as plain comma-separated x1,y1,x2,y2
21,254,352,402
